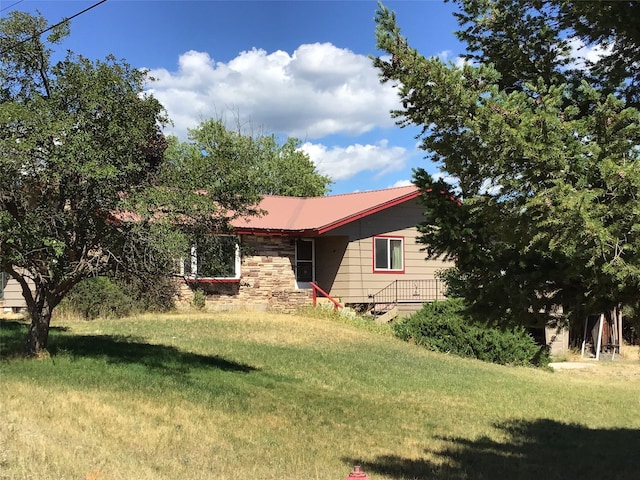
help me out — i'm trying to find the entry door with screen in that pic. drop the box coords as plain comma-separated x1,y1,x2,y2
295,239,314,288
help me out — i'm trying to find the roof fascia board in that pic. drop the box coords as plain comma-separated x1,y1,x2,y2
234,228,320,237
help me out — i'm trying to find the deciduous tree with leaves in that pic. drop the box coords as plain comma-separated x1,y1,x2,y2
373,1,640,332
0,13,260,356
166,118,331,199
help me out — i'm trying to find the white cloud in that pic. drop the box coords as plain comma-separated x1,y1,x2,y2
479,178,502,196
437,49,452,60
299,140,409,181
145,43,400,140
436,49,467,68
566,37,613,71
389,179,414,188
432,171,458,184
432,171,461,195
454,56,468,68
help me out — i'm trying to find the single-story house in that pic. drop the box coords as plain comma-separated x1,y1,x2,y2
1,186,452,316
177,185,452,314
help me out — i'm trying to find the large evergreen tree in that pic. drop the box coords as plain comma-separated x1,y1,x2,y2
373,2,640,329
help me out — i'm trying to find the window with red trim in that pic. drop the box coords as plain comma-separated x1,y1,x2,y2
373,236,404,272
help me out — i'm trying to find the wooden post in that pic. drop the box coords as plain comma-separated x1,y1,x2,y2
617,305,624,357
595,313,604,361
581,315,588,358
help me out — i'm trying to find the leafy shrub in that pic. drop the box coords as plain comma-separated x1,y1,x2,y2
61,277,136,320
115,273,177,312
393,299,549,367
192,289,207,310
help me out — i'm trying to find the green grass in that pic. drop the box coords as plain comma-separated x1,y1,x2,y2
1,311,639,480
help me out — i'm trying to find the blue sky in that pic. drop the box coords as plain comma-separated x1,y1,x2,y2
3,0,466,194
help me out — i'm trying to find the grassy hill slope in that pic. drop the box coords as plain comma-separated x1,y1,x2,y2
1,311,639,480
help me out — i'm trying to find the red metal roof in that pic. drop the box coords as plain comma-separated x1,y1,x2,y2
232,185,420,235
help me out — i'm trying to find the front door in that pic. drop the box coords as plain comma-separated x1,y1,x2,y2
295,238,314,289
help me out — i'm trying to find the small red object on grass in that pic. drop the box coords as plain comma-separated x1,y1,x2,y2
345,465,370,479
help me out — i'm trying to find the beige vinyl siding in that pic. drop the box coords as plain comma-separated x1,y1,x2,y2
314,236,348,295
324,199,452,304
1,275,29,309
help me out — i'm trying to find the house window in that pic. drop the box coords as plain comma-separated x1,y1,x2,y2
181,235,241,280
373,236,404,272
295,238,314,288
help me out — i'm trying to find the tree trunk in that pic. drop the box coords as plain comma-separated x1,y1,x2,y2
24,298,54,357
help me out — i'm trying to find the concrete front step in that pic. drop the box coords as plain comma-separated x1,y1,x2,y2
375,306,399,323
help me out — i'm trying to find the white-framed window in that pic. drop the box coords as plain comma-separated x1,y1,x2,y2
295,238,314,288
373,236,404,272
180,235,241,280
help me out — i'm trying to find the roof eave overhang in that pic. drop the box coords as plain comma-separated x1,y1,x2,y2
233,228,321,237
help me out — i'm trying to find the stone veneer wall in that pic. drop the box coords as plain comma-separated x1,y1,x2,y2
176,235,312,313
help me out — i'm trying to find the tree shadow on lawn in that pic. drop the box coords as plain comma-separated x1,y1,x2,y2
0,320,68,358
50,334,258,375
1,319,257,376
347,418,639,480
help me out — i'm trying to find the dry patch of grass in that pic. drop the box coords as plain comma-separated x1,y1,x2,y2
2,385,237,479
554,345,640,379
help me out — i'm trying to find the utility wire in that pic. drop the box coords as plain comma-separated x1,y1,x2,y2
0,0,107,55
1,0,25,14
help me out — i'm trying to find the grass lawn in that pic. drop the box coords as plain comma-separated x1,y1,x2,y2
1,310,639,480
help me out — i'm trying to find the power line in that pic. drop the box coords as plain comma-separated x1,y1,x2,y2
0,0,107,55
1,0,25,14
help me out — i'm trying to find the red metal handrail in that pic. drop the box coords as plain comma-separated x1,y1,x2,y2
310,281,343,312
